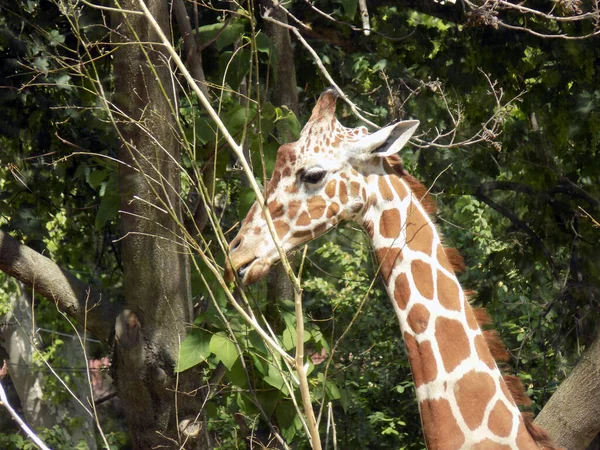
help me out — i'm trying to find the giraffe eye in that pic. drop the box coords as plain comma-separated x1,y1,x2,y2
300,168,327,184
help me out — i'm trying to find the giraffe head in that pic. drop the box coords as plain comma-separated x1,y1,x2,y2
227,89,418,285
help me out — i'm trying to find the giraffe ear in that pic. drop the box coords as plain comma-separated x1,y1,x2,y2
349,120,419,159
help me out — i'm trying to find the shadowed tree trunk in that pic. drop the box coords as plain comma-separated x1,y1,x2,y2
535,331,600,450
112,1,209,448
261,0,300,310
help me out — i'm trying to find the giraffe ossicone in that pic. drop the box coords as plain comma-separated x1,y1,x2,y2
227,90,558,450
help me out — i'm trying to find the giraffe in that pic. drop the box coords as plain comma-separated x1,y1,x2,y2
226,89,557,450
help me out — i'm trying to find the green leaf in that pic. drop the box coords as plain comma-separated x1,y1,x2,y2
226,358,248,387
95,192,119,229
325,380,341,400
48,29,65,46
282,326,296,351
197,21,245,50
255,32,270,55
209,331,238,370
275,401,297,441
88,169,107,189
193,117,216,145
338,0,358,19
176,329,211,372
263,365,288,394
218,49,251,90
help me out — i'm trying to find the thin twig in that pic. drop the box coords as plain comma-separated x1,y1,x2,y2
294,245,322,450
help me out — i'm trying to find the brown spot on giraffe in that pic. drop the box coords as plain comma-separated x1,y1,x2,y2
268,201,285,219
500,378,517,407
307,196,327,219
339,181,348,204
326,203,340,218
378,176,394,201
287,200,301,219
406,205,434,255
407,303,430,334
404,333,437,387
313,222,327,237
245,203,258,223
435,317,471,373
412,260,434,300
379,208,401,239
325,180,336,198
436,244,454,273
361,187,367,202
390,175,409,198
394,272,411,310
454,370,496,430
474,334,496,370
274,220,289,239
472,440,511,450
282,166,291,178
488,400,514,438
437,270,461,311
292,228,312,239
375,247,402,282
297,211,311,226
420,398,465,450
465,306,480,330
350,181,361,197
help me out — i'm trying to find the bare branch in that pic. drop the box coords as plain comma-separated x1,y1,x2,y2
464,0,600,39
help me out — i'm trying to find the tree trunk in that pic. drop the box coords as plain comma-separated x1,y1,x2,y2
261,0,300,310
112,1,209,448
535,331,600,450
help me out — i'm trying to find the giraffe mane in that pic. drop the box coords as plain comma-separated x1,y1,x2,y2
385,154,561,450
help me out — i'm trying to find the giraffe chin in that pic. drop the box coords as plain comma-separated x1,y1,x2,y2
241,260,271,285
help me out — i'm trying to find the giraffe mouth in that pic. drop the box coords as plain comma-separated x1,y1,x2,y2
235,257,271,285
237,259,257,279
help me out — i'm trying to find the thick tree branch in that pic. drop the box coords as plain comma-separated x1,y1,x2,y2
0,230,117,345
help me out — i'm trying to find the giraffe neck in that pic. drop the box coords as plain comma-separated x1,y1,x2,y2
361,165,539,450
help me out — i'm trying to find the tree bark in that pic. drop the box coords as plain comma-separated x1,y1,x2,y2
261,0,300,311
535,332,600,450
112,1,209,448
